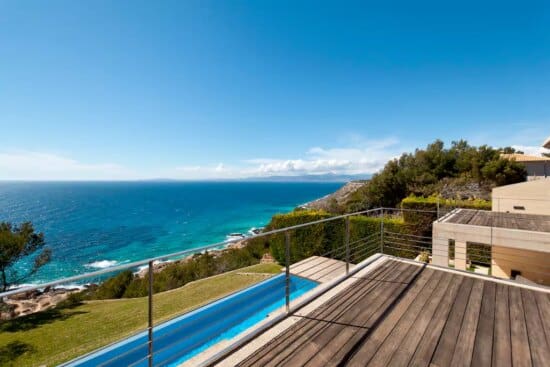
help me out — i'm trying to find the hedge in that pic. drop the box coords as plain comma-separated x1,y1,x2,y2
400,195,491,235
258,210,415,264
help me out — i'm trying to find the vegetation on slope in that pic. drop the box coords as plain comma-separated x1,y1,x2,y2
0,263,281,367
89,239,269,299
340,140,526,212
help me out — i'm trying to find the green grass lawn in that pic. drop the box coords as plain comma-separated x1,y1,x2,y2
0,263,282,367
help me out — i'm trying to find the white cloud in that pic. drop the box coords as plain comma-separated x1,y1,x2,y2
511,145,550,156
243,137,402,177
0,136,403,180
0,151,138,180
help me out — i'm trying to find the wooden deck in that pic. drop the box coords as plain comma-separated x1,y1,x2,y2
226,259,550,367
290,256,354,283
444,209,550,233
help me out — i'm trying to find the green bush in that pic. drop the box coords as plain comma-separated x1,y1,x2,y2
88,239,269,299
400,195,491,235
339,140,525,211
262,210,414,264
92,270,134,299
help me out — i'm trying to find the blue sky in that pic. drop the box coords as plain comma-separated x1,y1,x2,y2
1,1,549,180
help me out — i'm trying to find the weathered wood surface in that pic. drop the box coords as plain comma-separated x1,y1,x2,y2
227,260,550,367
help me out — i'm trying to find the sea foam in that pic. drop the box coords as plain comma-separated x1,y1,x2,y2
85,260,119,269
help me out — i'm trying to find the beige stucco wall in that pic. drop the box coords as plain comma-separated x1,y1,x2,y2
492,246,550,286
492,179,550,215
432,221,550,285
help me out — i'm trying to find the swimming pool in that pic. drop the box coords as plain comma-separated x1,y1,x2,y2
64,274,318,367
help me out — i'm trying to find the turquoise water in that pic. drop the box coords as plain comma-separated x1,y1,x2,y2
0,181,341,283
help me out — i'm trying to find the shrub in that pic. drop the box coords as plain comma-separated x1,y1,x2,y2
339,140,525,211
93,270,134,299
400,195,491,235
418,251,430,263
263,210,414,264
88,238,269,299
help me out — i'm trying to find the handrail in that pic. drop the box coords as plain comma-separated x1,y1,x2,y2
0,207,386,298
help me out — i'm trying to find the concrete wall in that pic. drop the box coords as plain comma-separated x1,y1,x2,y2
492,246,550,286
432,221,550,285
492,179,550,215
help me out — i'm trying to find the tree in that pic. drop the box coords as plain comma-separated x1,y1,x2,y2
500,146,524,154
0,222,50,291
339,140,527,211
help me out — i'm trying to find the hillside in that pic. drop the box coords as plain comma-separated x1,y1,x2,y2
301,181,368,212
311,140,526,213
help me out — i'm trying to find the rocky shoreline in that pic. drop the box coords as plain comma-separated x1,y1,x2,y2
1,240,254,320
1,188,336,321
135,240,248,278
1,286,82,320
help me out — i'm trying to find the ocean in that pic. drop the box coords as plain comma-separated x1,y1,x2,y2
0,181,341,284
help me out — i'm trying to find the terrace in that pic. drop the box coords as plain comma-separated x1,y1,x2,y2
212,257,550,367
1,207,549,367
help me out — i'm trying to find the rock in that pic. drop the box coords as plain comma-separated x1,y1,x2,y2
438,178,491,201
302,181,368,212
260,253,275,264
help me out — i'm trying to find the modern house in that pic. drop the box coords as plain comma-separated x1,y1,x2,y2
500,153,550,179
433,208,550,285
4,207,550,367
492,178,550,215
433,175,550,286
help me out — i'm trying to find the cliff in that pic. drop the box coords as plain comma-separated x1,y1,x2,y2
301,181,368,212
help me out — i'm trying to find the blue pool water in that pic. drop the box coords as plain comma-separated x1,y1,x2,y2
64,274,318,367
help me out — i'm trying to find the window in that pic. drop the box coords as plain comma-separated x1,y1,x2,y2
448,239,455,267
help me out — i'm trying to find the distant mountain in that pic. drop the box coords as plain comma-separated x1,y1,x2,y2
141,173,372,183
242,173,372,183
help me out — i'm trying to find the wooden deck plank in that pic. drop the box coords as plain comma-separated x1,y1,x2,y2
407,276,471,367
386,273,461,367
521,288,550,367
444,209,550,232
265,261,404,366
471,281,496,367
509,286,532,367
449,279,485,367
292,257,343,281
534,291,550,350
223,260,550,367
237,260,399,367
492,284,511,367
357,271,447,367
430,277,474,367
282,262,420,366
311,265,429,366
342,268,438,367
301,259,343,281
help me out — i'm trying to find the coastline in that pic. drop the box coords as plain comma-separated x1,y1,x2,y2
1,183,343,319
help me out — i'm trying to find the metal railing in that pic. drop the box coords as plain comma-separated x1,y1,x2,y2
2,204,548,366
0,207,390,367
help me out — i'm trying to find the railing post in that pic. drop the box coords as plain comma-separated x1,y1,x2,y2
380,209,384,254
148,261,154,367
345,216,350,274
436,197,440,219
285,231,291,314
